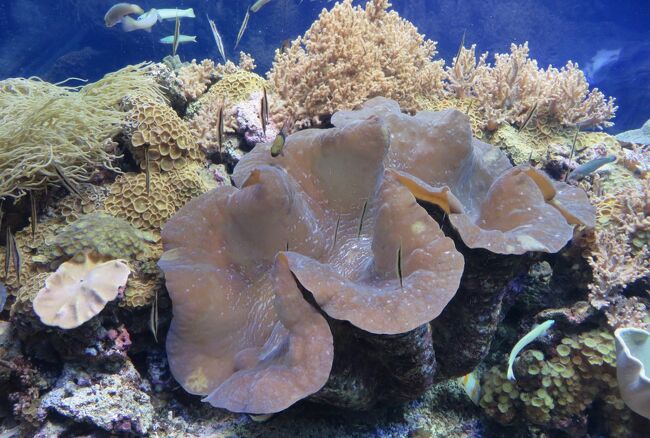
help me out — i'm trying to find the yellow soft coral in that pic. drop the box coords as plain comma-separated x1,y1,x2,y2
268,0,444,128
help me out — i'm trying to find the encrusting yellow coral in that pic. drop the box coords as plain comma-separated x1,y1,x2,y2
126,98,203,172
33,253,131,329
481,328,632,437
268,0,445,128
104,163,216,232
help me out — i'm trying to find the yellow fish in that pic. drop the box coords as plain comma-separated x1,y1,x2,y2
458,370,481,405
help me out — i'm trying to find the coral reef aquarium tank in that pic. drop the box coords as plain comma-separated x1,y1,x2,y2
0,0,649,436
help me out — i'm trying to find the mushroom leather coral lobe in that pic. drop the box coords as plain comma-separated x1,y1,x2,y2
160,98,594,415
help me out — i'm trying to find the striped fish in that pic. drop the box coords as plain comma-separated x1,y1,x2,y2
458,370,481,405
234,7,250,49
207,15,227,63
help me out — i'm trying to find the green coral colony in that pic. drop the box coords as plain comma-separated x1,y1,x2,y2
0,0,648,436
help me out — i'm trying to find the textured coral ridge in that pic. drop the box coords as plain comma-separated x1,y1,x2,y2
160,115,466,414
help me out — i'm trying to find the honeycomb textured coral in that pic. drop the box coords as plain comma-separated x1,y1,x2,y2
204,70,265,103
480,328,632,437
128,99,202,172
104,163,216,231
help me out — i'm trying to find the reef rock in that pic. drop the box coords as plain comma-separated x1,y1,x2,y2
40,361,154,435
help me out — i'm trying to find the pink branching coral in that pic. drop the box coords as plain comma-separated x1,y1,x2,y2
267,0,445,128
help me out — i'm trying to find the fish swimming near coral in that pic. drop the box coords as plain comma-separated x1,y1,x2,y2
234,7,250,49
270,119,290,157
171,15,181,56
458,370,481,405
260,86,269,136
568,155,616,180
207,14,227,64
0,281,6,312
30,190,37,238
160,35,197,45
104,3,144,27
121,9,159,32
507,320,555,381
251,0,273,13
156,8,195,20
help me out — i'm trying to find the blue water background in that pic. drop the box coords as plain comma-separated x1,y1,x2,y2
0,0,648,133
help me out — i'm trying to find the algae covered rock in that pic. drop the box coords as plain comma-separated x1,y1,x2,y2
40,361,154,435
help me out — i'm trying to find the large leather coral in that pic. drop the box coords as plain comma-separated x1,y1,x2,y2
160,98,594,415
160,116,464,414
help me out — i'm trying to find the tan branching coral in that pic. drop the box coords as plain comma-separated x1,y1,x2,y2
445,43,617,131
176,59,218,101
267,0,445,128
126,99,203,172
33,254,130,329
587,180,649,326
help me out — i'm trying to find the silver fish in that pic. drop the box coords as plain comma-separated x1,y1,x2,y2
251,0,273,13
234,7,250,50
357,200,368,238
568,155,616,180
207,14,227,64
172,14,181,56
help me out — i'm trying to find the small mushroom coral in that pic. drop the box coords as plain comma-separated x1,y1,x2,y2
160,116,464,414
33,254,131,329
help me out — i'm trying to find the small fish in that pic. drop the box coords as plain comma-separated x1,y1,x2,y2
53,162,82,197
104,3,144,27
30,191,37,239
7,228,20,284
507,320,555,381
0,281,7,313
251,0,273,13
286,241,289,251
217,103,225,154
122,8,158,32
260,87,269,136
144,145,151,195
3,229,10,279
250,413,274,422
172,15,181,56
150,289,158,343
396,243,403,289
564,128,580,182
156,8,195,20
519,101,538,132
357,200,368,238
568,155,616,181
234,7,250,50
271,120,290,157
332,214,341,249
458,370,481,405
207,15,227,64
454,29,466,65
280,39,290,54
160,35,197,45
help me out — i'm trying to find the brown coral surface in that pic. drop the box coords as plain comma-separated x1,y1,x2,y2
160,116,465,414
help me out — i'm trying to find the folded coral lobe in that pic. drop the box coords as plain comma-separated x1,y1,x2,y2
333,97,595,255
159,173,333,414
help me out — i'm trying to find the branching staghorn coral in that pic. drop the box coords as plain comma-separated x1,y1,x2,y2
0,63,165,199
267,0,445,128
